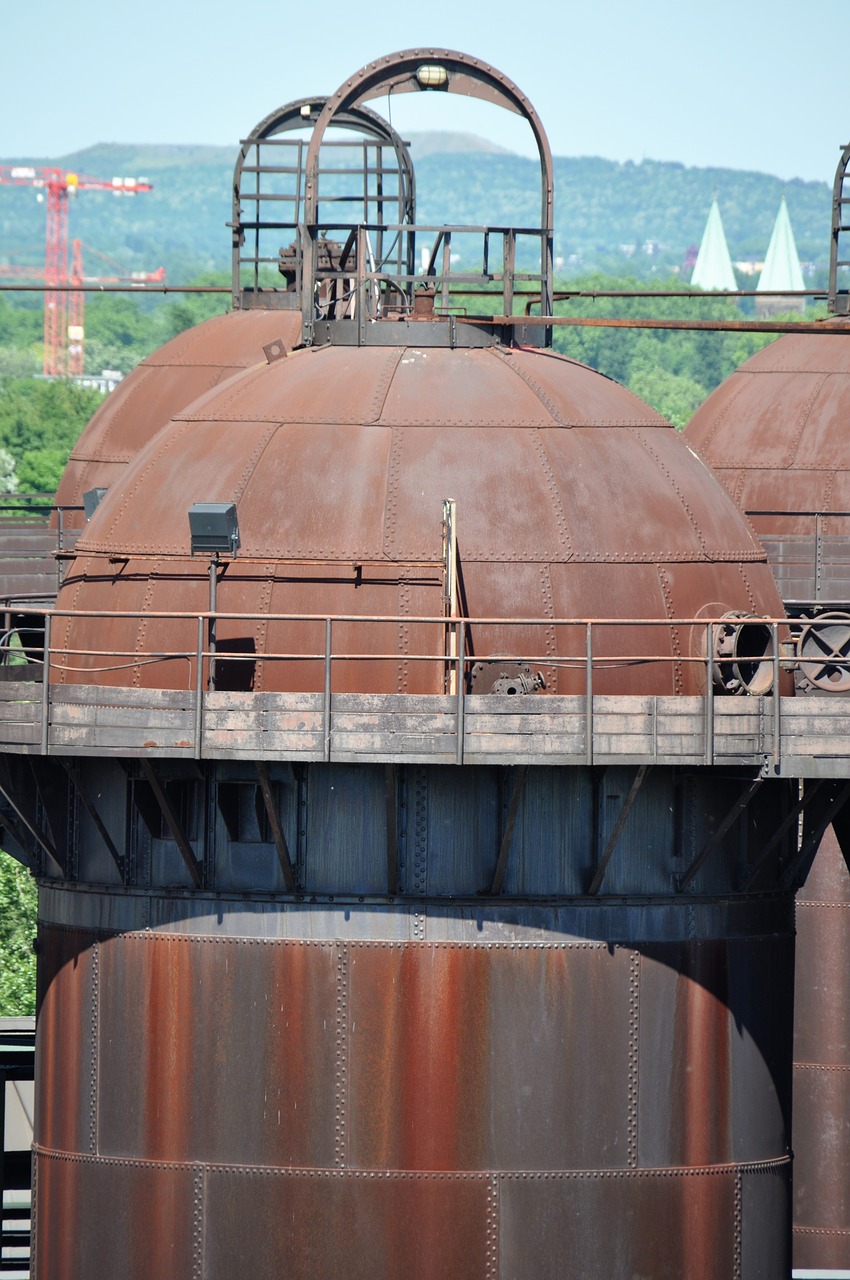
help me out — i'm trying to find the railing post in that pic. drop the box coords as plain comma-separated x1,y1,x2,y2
585,622,593,766
704,621,714,766
455,620,465,767
772,620,781,770
57,506,65,588
194,615,204,760
323,617,332,763
40,613,51,755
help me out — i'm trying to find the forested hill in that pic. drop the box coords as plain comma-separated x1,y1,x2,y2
0,136,833,283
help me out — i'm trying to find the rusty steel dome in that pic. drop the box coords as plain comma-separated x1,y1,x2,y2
53,340,785,697
686,325,850,531
54,96,416,525
53,309,301,515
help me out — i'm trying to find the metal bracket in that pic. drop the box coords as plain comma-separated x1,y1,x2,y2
739,780,823,891
677,776,764,893
0,761,62,876
489,766,528,895
588,765,649,896
385,764,399,896
139,759,203,889
59,758,125,883
255,762,297,893
781,779,850,890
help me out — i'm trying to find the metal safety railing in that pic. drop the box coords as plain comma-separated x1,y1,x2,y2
746,509,850,605
0,498,83,605
0,607,822,773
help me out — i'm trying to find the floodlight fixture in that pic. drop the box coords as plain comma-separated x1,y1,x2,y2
188,503,240,558
83,488,108,520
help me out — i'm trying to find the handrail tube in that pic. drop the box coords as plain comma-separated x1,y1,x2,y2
455,621,465,767
705,622,714,766
585,622,593,766
40,613,50,755
194,616,204,760
323,618,332,762
772,622,781,769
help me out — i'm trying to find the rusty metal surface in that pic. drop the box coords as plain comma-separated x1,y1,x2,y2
500,1166,742,1280
34,927,96,1159
96,931,339,1165
793,827,850,1264
685,324,850,530
33,1149,196,1280
52,342,785,697
53,309,304,524
33,877,796,1278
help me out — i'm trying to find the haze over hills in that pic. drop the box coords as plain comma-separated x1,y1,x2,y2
0,133,833,283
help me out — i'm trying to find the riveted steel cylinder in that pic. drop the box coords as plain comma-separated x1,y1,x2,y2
32,760,796,1279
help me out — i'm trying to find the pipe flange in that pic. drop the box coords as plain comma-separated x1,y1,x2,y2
469,660,545,695
712,611,775,695
796,611,850,692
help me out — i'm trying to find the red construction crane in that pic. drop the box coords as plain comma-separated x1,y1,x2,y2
0,166,153,375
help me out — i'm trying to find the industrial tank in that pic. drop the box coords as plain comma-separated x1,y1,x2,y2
18,51,802,1278
685,145,850,1273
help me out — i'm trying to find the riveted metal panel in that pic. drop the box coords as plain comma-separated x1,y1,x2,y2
32,1149,196,1280
346,939,633,1171
498,1167,739,1280
54,310,305,521
795,896,850,1063
96,932,340,1166
35,925,98,1158
739,1160,792,1279
304,763,389,894
637,936,793,1168
793,1063,850,1242
37,879,796,945
204,1167,490,1280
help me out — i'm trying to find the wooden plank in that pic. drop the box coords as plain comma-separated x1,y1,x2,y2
465,733,585,755
654,736,708,756
331,693,452,713
206,691,323,713
49,726,196,750
204,744,327,762
51,685,193,710
331,731,456,754
0,683,41,702
466,751,586,766
332,712,457,736
0,724,42,745
464,713,585,736
593,735,654,755
203,731,323,753
49,704,193,731
203,709,323,733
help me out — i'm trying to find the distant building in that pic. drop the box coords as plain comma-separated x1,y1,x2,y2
756,197,805,315
691,199,737,291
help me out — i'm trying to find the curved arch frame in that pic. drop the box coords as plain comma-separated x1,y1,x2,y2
232,96,416,309
301,50,554,345
829,142,850,315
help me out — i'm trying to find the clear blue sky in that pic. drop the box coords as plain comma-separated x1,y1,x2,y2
1,0,841,183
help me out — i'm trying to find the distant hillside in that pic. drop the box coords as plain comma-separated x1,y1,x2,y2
0,139,833,283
